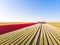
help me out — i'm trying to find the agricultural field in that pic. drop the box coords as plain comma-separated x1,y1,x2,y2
0,22,34,26
0,22,60,45
48,22,60,30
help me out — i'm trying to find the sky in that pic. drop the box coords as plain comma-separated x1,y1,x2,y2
0,0,60,22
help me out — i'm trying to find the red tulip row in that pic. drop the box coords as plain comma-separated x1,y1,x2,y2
0,23,37,34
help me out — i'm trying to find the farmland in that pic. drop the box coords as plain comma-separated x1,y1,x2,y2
48,22,60,30
0,22,60,45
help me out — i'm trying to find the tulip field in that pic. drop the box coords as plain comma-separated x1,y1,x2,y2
0,22,60,45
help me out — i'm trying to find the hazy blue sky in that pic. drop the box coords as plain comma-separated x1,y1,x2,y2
0,0,60,22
